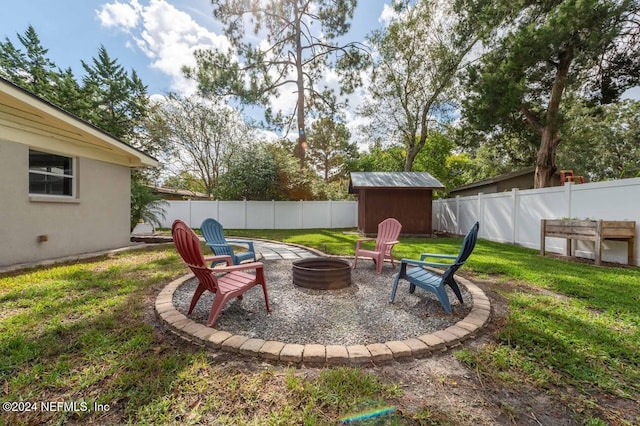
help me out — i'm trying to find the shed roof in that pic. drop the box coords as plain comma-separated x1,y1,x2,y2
349,172,444,192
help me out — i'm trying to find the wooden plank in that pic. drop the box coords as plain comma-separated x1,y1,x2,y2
544,233,596,241
595,220,602,266
540,219,546,256
602,229,636,238
540,219,636,266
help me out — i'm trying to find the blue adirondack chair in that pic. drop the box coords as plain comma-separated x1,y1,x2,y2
389,222,479,314
200,218,257,266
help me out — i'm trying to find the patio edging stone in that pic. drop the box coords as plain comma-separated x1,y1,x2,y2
154,240,491,366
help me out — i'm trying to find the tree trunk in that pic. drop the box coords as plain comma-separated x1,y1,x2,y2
532,46,573,188
404,145,420,171
534,128,558,188
294,6,306,165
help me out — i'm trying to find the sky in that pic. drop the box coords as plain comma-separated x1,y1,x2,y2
2,0,638,137
0,0,391,97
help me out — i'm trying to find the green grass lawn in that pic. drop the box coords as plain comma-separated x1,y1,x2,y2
1,230,639,424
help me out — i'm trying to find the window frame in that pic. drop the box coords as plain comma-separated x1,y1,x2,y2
28,149,78,201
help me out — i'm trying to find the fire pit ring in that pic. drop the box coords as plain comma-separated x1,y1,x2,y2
292,258,352,290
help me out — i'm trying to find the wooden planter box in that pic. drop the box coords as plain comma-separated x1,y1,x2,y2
540,219,636,266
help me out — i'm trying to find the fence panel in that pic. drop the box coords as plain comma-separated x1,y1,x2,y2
433,177,640,265
482,192,513,243
246,201,276,229
161,200,358,230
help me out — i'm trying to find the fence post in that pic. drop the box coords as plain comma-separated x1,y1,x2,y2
187,199,192,227
478,193,484,237
455,196,460,234
564,182,573,219
512,188,519,244
328,199,333,228
300,200,304,229
272,200,276,229
243,199,248,229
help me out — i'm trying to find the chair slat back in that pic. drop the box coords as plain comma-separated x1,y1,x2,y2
375,218,402,254
201,218,227,244
172,220,219,292
456,222,480,265
441,222,479,283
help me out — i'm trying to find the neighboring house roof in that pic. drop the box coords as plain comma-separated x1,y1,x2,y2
349,172,444,193
448,167,536,193
0,77,158,168
149,186,210,200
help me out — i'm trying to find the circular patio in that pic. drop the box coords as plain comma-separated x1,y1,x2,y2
155,241,491,365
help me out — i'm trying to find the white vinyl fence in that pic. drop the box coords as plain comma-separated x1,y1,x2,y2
162,200,358,230
432,177,640,265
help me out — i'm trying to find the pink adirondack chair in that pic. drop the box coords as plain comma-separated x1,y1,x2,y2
353,218,402,274
171,220,270,327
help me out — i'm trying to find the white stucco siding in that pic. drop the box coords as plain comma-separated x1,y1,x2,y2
0,139,132,267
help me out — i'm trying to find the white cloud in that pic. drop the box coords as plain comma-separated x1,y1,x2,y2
97,0,230,95
378,4,398,26
97,0,142,29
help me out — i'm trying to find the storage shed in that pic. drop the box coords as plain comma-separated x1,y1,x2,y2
349,172,444,235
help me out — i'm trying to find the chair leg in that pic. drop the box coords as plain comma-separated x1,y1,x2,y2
376,254,383,274
434,286,453,314
260,283,271,312
389,273,402,303
353,253,358,269
206,293,234,327
188,284,207,314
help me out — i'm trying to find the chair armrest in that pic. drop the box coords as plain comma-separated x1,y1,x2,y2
400,258,455,269
419,253,457,261
383,240,400,246
204,255,233,266
215,261,264,273
226,239,255,252
355,237,375,250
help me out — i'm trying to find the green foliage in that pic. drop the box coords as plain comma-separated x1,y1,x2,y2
185,0,369,160
148,93,251,196
361,0,478,171
306,117,358,181
350,141,405,172
558,99,640,180
457,0,640,187
130,180,167,231
217,143,282,200
350,134,478,195
0,25,58,100
81,46,149,141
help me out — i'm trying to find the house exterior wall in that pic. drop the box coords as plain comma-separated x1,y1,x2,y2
0,139,131,267
448,171,562,197
358,188,433,235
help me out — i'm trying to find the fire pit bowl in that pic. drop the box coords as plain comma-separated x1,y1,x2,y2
292,258,352,290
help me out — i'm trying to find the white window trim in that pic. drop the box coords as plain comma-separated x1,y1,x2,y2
28,150,78,202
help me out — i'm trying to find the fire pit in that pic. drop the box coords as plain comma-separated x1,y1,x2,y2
292,258,352,290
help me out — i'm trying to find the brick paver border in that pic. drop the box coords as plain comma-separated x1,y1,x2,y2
156,244,491,366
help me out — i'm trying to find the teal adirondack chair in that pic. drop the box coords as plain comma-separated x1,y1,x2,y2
389,222,479,314
200,218,257,266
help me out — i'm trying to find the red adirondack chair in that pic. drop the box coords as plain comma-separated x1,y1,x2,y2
171,220,270,327
353,218,402,274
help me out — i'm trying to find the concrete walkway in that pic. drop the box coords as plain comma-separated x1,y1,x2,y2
252,240,318,260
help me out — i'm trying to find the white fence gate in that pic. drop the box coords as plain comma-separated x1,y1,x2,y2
432,177,640,265
161,200,358,230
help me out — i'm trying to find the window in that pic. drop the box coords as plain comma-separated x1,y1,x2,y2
29,149,75,197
